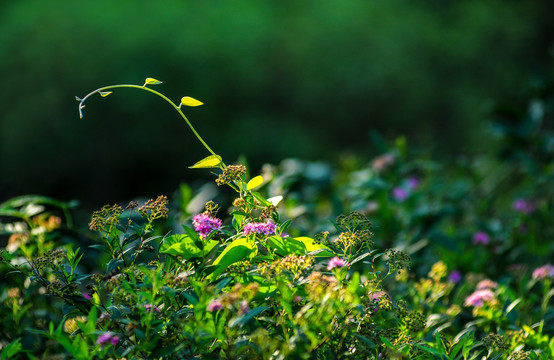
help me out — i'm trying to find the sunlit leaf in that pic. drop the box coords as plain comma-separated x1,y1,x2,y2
144,77,162,85
99,91,112,97
246,175,264,191
267,195,283,206
209,238,257,279
181,96,203,107
189,154,222,169
75,96,82,102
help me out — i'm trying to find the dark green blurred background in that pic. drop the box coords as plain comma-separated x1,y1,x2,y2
1,1,553,209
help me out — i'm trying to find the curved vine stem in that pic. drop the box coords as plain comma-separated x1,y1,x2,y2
78,84,225,168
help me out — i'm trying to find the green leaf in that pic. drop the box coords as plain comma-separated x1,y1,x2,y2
159,234,202,259
293,237,334,257
1,338,22,359
267,195,283,206
181,96,203,107
246,175,264,190
229,306,270,328
144,77,162,85
99,91,112,97
251,191,270,206
189,155,223,169
106,259,124,273
266,236,307,256
210,238,257,279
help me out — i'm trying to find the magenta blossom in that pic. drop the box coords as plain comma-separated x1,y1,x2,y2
192,213,222,238
144,304,161,313
207,299,224,312
392,187,409,202
464,289,494,307
407,177,420,190
97,332,119,347
243,221,276,236
239,300,249,315
473,231,490,245
327,256,346,270
448,270,462,284
476,279,498,290
532,264,554,280
513,198,534,214
83,292,92,300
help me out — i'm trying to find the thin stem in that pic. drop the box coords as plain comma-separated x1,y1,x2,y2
79,84,225,167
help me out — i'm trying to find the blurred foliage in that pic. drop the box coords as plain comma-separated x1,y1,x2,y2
1,0,553,209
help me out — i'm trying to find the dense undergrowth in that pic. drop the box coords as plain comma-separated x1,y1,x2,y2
0,78,553,359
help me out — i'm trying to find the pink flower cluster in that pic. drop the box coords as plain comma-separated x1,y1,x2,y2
327,256,346,270
464,289,494,307
513,198,534,214
392,177,420,202
97,332,119,347
144,304,161,313
207,299,224,312
532,264,554,280
473,231,490,245
465,279,497,307
192,213,222,238
243,221,276,236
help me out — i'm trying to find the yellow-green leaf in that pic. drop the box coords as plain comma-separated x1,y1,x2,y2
246,175,264,191
267,195,283,206
181,96,203,107
99,91,112,97
189,154,222,169
144,77,162,85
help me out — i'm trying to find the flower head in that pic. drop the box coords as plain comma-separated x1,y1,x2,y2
513,198,534,214
448,270,462,284
144,304,161,313
192,213,222,238
464,289,494,307
243,221,276,236
392,187,409,202
239,300,249,315
97,332,119,347
327,256,346,271
207,299,224,312
473,231,490,245
532,264,554,280
476,279,498,290
407,177,420,190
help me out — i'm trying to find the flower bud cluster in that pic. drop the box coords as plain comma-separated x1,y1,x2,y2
89,204,123,231
138,195,169,221
216,164,247,186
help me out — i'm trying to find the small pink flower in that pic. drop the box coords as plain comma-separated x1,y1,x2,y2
97,332,119,347
110,335,119,346
144,304,161,313
243,221,276,236
392,187,409,202
239,300,249,315
83,292,92,300
473,231,490,245
476,279,498,290
327,257,346,270
448,270,462,284
207,299,224,312
513,198,534,214
192,213,222,238
464,289,494,307
407,177,420,190
532,264,554,280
